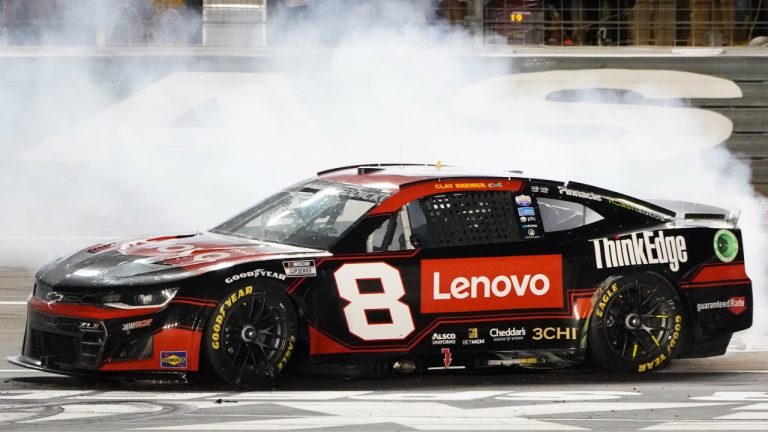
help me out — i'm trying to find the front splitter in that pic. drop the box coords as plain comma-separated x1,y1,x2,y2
6,354,190,382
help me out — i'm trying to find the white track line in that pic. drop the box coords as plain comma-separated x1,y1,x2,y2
0,301,26,305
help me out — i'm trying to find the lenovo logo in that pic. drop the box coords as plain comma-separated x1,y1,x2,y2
421,256,563,313
432,273,550,300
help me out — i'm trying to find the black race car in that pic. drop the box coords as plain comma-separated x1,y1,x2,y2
9,164,753,383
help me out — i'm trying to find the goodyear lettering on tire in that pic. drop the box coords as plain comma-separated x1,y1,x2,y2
211,285,254,350
595,283,618,318
276,335,296,371
637,314,682,373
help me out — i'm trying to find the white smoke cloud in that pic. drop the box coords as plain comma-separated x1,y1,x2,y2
0,1,764,331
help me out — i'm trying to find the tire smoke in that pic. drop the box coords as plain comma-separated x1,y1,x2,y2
0,1,764,331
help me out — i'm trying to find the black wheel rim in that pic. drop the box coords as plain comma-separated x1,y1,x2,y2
219,292,290,380
601,280,676,362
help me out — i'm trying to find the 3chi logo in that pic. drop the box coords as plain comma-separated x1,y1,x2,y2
532,327,577,340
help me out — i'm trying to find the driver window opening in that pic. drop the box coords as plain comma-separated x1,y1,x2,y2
366,208,412,252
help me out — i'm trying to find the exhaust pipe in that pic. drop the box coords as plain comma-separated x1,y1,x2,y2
393,360,416,373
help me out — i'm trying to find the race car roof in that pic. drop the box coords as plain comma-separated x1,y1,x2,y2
318,164,524,190
317,163,677,221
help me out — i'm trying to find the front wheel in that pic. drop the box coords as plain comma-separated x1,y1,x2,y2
203,283,298,384
588,272,685,373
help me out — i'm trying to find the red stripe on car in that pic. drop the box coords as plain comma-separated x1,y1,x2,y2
688,262,749,285
371,179,524,215
28,296,164,319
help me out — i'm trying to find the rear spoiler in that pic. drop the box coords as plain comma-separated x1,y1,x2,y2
568,182,741,226
646,199,740,226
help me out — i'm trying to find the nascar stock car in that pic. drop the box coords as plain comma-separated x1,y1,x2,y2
9,164,753,384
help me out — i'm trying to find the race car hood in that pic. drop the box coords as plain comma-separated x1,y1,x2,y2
36,231,327,289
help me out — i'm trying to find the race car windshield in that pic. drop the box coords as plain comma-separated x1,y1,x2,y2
211,180,391,249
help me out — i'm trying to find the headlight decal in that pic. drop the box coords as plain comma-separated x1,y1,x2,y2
103,287,178,309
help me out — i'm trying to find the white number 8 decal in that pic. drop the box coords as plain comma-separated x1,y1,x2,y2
334,262,415,341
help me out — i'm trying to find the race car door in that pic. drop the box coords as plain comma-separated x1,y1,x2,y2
405,190,567,337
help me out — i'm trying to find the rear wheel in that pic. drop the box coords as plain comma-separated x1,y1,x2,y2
588,272,684,373
203,283,297,384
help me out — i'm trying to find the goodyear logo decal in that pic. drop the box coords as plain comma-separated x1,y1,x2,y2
160,351,187,368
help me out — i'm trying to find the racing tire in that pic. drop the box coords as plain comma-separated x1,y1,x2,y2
588,272,685,374
203,283,298,385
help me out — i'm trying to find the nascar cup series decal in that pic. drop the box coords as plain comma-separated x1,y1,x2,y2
282,260,316,277
420,255,563,313
592,231,688,271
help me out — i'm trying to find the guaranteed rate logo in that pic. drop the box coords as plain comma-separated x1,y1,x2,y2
421,255,563,313
592,231,688,272
696,296,747,315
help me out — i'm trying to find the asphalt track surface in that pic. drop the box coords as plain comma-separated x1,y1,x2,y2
1,268,768,431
